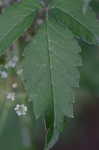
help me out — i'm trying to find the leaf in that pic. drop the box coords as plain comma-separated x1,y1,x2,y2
50,0,99,44
23,16,81,149
0,0,39,55
79,40,99,94
91,0,99,13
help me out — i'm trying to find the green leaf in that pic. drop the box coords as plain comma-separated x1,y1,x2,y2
91,0,99,13
23,16,81,149
79,41,99,94
50,0,99,44
0,0,39,55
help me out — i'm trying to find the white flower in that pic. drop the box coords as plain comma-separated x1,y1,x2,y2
0,71,8,79
5,61,16,68
17,69,23,75
5,56,19,69
14,104,27,116
12,83,18,88
37,19,44,25
13,56,18,62
6,92,16,101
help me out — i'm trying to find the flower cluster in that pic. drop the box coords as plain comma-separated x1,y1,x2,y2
0,55,27,116
5,56,18,69
14,104,27,116
12,82,18,88
0,70,8,79
6,92,16,101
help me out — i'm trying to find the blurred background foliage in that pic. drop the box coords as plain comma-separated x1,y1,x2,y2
0,0,99,150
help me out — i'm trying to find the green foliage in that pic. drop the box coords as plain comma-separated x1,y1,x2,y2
83,0,92,13
80,41,99,95
23,18,81,149
0,0,99,149
51,0,99,44
0,0,39,55
91,0,99,13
